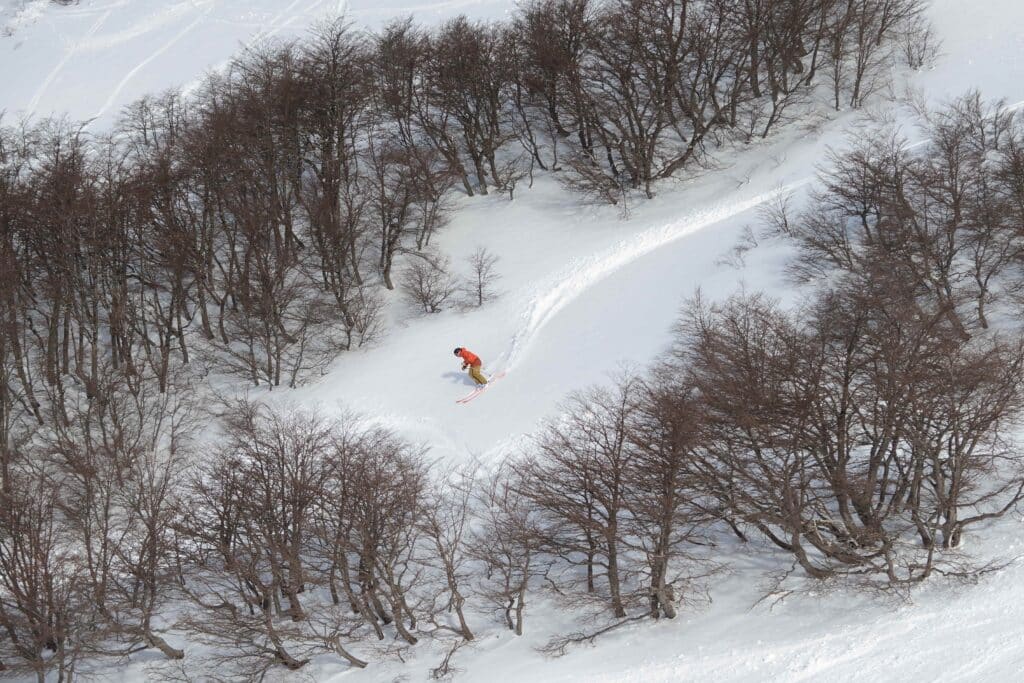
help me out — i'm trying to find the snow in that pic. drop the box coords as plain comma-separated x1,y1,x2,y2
443,519,1024,683
5,0,1024,681
287,128,827,465
0,0,513,129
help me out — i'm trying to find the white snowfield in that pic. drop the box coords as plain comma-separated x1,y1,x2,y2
5,0,1024,681
0,0,514,128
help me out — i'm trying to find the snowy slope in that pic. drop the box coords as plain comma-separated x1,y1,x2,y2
5,0,1024,681
0,0,513,128
288,1,1024,680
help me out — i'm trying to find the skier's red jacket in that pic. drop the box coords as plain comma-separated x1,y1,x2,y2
457,348,482,367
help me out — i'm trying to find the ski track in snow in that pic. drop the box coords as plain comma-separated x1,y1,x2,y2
495,96,1024,377
495,180,808,375
305,173,814,460
91,1,215,122
173,0,333,100
101,0,332,123
26,0,341,126
75,1,198,52
34,1,131,18
245,0,330,48
27,2,122,114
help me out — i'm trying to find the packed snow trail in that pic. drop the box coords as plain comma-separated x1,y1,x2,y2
495,180,809,373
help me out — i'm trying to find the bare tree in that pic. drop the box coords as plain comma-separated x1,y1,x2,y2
469,464,548,635
900,15,941,69
464,247,501,307
419,466,476,641
401,253,457,314
625,378,715,619
0,465,90,683
517,379,642,617
43,367,197,662
176,402,369,678
367,133,454,290
427,17,518,195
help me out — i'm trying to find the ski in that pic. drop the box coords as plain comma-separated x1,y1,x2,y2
456,371,506,404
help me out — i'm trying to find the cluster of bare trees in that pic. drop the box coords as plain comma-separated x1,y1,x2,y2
0,388,706,679
471,94,1024,642
0,393,471,679
506,379,716,634
781,93,1024,335
0,370,196,681
0,41,385,403
705,92,1024,581
678,286,1024,583
173,403,431,678
401,247,501,314
0,0,926,404
520,0,928,200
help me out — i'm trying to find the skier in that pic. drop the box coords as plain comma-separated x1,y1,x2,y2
454,347,488,386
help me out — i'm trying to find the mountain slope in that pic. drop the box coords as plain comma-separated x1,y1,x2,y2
4,0,1024,681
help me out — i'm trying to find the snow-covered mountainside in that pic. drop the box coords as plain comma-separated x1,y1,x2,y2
0,0,514,128
4,0,1024,681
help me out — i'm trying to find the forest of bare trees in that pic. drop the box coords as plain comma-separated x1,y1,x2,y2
10,0,1024,680
0,0,930,395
